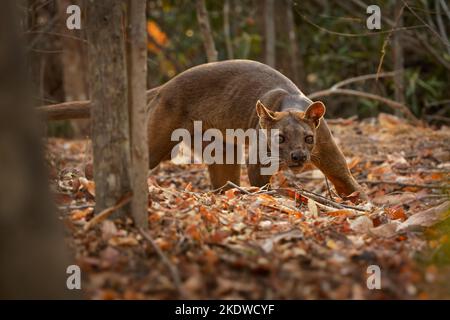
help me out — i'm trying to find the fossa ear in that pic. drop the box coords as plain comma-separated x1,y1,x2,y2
304,101,326,127
255,100,276,121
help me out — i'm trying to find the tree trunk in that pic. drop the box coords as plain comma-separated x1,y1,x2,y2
392,1,405,113
223,0,234,59
126,0,149,228
87,0,132,216
58,0,89,137
0,0,76,299
285,0,308,92
264,0,275,67
196,0,218,62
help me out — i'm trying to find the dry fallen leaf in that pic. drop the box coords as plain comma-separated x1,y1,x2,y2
327,209,354,218
108,236,139,247
372,193,416,206
397,201,450,232
370,221,401,238
349,215,373,233
307,198,318,218
45,113,450,300
79,177,96,197
71,207,94,220
385,206,407,221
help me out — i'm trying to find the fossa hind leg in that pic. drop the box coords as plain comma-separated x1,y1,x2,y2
147,100,190,170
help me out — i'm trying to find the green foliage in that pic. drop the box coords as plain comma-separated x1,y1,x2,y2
146,0,448,119
430,217,450,266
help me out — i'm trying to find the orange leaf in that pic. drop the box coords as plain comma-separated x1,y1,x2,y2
208,230,230,243
71,207,94,220
327,209,354,217
199,206,218,224
348,157,361,170
147,20,168,53
186,224,202,241
79,177,95,197
385,206,407,221
225,188,238,199
154,238,172,251
343,191,361,203
428,172,444,181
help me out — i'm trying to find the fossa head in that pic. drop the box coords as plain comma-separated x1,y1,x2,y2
256,100,326,172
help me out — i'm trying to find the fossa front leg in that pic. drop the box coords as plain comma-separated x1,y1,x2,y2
311,119,366,199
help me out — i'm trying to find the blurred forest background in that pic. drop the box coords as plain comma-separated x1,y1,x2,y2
24,0,450,137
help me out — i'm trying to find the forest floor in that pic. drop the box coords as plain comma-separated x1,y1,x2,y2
46,114,450,299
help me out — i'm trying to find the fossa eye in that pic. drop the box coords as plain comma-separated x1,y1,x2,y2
278,135,285,143
305,135,314,144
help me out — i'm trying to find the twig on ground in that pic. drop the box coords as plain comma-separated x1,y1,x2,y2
295,187,368,212
212,180,251,194
58,204,94,211
83,194,132,230
324,177,332,199
359,179,448,189
139,227,186,298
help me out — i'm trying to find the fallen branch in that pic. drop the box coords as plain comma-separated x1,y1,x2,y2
397,201,450,232
38,100,90,120
296,188,368,212
139,227,186,298
309,88,420,125
326,115,357,125
276,187,369,213
308,70,420,124
212,180,252,194
83,194,132,231
331,70,402,90
36,88,159,121
359,179,448,190
58,204,94,211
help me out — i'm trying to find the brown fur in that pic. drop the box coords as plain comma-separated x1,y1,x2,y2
147,60,363,197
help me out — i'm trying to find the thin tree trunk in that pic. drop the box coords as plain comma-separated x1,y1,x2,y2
126,0,149,228
196,0,218,62
0,0,76,299
392,1,405,113
58,0,89,137
87,0,131,216
264,0,275,67
285,0,299,84
223,0,234,59
285,0,308,91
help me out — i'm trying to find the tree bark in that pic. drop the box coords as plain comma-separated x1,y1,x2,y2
264,0,276,67
126,0,149,228
392,1,405,114
223,0,234,59
37,87,159,121
87,0,132,216
285,0,308,91
196,0,218,62
0,0,76,299
58,0,89,137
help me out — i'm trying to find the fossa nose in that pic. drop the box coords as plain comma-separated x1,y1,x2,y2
290,150,307,164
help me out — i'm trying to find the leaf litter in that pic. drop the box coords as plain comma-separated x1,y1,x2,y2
45,114,450,299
